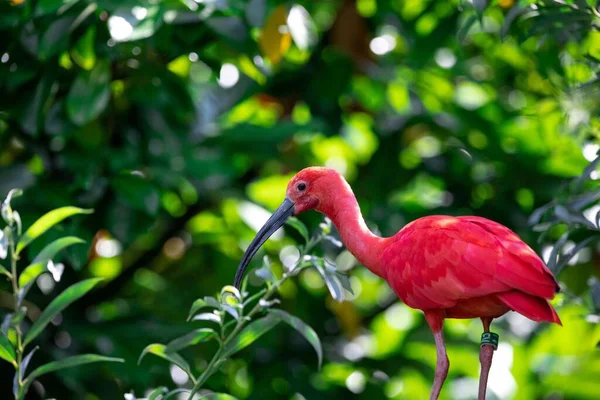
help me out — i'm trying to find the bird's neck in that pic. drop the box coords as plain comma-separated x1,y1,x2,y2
317,182,386,278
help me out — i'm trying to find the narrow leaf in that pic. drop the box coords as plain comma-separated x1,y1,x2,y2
163,389,191,400
336,273,354,295
528,202,553,226
32,236,85,265
556,236,597,274
223,315,280,357
18,262,46,288
199,394,238,400
457,14,477,43
222,305,240,320
0,264,10,278
315,264,345,302
25,354,123,383
269,309,323,368
164,328,215,353
287,217,309,243
24,278,103,346
474,0,487,21
187,298,208,321
138,344,193,379
147,387,168,400
575,156,600,191
548,232,569,273
192,313,221,324
17,207,92,254
0,331,15,365
501,5,527,39
20,346,38,381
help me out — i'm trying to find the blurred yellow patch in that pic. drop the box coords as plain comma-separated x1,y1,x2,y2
259,5,292,65
247,174,294,210
10,0,25,5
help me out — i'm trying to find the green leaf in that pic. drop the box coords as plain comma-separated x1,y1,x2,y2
269,309,323,369
163,389,191,400
315,263,345,302
66,60,111,126
18,263,45,289
286,217,309,243
23,278,103,346
199,394,238,400
147,387,168,400
138,344,193,379
223,315,280,357
17,207,92,254
24,354,123,383
0,264,10,278
187,298,208,321
548,232,570,274
19,237,85,287
164,328,215,354
34,236,85,264
0,331,15,365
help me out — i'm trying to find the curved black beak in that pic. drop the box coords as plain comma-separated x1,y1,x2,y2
234,198,295,289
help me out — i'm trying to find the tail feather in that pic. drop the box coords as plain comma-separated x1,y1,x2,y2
498,291,562,326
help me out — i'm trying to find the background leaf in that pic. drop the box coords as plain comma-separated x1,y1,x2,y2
24,278,103,346
66,61,111,126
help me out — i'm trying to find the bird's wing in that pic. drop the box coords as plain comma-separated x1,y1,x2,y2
382,216,557,310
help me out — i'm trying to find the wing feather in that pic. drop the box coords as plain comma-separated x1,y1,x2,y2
382,215,557,311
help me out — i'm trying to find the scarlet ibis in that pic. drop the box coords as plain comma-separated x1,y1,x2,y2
234,167,561,399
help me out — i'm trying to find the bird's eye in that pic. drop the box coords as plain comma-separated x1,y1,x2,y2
297,183,306,191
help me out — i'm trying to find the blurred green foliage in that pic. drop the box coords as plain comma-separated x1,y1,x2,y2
1,0,600,398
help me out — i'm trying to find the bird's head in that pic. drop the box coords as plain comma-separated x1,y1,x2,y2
234,167,342,288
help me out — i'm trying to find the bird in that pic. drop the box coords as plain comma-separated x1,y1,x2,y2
233,167,562,400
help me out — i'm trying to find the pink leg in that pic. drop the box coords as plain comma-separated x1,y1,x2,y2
425,311,449,400
478,317,495,400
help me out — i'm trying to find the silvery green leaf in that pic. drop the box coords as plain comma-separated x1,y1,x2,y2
323,236,342,248
259,298,280,308
1,314,12,335
204,296,221,309
0,230,7,260
192,313,221,324
17,282,33,307
336,273,354,295
13,211,21,236
255,266,274,282
222,304,240,319
529,202,553,225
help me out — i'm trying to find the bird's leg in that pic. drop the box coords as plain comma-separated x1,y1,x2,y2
478,317,498,400
425,311,449,400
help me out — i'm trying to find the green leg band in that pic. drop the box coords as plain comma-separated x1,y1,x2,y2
481,332,499,350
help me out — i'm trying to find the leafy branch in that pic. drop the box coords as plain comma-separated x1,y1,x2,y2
0,190,123,400
138,218,353,400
